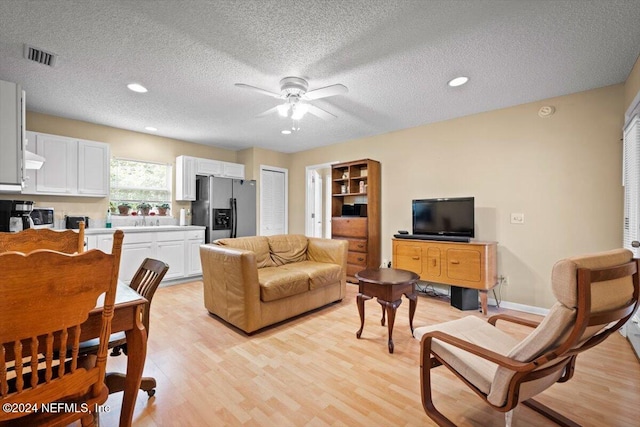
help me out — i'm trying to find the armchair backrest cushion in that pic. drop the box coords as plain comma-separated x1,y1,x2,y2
267,234,308,266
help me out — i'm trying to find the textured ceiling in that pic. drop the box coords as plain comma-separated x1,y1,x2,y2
1,0,639,154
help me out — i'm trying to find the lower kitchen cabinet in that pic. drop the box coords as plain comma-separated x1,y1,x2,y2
156,231,186,280
87,228,205,284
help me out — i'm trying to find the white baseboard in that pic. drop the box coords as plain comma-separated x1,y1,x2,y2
418,282,550,316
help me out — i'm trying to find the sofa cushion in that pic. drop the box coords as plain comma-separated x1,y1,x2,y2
258,267,309,302
281,261,343,290
215,236,274,268
267,234,308,266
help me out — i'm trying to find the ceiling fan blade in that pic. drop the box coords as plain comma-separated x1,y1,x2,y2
235,83,283,99
303,84,348,100
255,106,280,118
307,104,337,120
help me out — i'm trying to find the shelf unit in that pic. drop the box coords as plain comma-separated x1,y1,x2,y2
331,159,381,282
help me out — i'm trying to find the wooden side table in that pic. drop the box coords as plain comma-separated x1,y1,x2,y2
355,268,420,353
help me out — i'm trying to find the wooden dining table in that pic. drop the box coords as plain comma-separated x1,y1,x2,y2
83,282,148,427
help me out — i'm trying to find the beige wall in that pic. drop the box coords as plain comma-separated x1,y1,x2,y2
0,112,240,222
625,55,640,113
289,84,625,308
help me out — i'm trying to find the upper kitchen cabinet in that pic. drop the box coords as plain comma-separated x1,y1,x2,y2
175,155,245,201
0,80,25,193
23,131,110,197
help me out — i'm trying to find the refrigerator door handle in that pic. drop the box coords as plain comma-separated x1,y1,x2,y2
232,198,238,238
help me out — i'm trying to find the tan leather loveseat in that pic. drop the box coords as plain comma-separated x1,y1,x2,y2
200,234,348,333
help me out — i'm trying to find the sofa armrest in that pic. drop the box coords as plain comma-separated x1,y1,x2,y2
200,244,262,332
307,238,348,275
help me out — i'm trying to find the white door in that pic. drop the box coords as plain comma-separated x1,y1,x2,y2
260,166,287,236
305,163,334,238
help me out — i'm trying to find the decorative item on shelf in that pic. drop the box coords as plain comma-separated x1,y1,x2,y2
359,181,365,193
361,169,368,177
364,184,368,193
341,184,347,194
342,172,348,179
137,202,152,216
117,203,131,215
109,201,116,214
157,203,170,216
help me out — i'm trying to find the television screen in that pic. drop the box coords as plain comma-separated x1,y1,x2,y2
412,197,474,239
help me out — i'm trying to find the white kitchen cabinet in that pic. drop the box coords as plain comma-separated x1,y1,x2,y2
176,155,196,201
156,231,186,280
186,229,205,276
195,158,222,175
176,156,246,201
78,140,110,195
0,80,24,193
24,131,109,196
87,227,204,283
221,161,245,179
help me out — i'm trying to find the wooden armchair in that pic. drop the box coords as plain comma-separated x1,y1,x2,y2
0,221,85,254
414,248,640,427
0,230,123,427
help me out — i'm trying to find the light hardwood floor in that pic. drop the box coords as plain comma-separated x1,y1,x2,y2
98,281,640,426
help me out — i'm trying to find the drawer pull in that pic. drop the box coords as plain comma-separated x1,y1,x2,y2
450,260,460,265
412,256,420,260
357,244,364,249
357,257,364,262
431,259,437,266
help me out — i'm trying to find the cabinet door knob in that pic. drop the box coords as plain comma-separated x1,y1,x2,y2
431,259,437,266
450,260,460,265
412,256,419,260
357,257,364,262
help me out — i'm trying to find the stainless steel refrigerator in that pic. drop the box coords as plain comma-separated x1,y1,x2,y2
192,176,257,243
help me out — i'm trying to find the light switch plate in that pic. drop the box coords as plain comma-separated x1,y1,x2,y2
510,213,525,224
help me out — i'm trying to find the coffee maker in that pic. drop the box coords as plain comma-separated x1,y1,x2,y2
0,200,35,232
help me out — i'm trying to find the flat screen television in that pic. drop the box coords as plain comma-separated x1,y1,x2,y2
412,197,474,242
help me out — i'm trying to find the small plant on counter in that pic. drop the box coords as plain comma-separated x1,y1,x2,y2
117,203,131,215
137,202,152,215
109,201,117,213
157,203,170,216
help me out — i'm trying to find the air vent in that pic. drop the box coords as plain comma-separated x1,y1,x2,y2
23,44,58,67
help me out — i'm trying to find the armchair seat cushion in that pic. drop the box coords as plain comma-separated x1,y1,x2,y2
258,267,310,302
414,316,519,395
281,261,343,290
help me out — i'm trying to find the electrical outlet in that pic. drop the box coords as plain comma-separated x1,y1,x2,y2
510,213,525,224
499,275,508,286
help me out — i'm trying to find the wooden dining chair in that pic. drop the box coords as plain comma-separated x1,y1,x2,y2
0,221,85,254
414,248,640,427
80,258,169,398
0,229,123,427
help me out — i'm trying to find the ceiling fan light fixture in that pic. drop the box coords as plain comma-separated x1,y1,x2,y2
447,76,469,87
277,103,290,117
291,103,309,121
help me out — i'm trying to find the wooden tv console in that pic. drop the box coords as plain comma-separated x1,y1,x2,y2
392,238,498,315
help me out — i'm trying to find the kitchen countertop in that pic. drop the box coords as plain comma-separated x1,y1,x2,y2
84,225,205,235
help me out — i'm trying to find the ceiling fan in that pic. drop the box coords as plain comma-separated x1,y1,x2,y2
235,77,348,121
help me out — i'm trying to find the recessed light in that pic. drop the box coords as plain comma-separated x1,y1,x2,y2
281,130,292,135
127,83,148,93
145,126,157,131
447,76,469,87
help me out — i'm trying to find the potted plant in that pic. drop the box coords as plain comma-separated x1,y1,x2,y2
109,201,117,213
117,203,131,215
137,202,152,216
157,203,170,216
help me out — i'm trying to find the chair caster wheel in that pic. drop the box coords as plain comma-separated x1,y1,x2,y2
147,389,156,398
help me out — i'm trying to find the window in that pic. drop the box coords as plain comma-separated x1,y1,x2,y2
110,158,172,212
